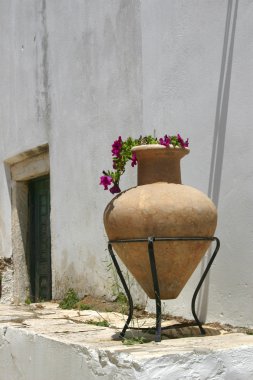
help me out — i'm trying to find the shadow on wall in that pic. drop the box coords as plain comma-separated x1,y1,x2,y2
197,0,239,322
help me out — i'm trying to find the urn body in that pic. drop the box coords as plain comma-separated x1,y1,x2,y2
104,145,217,299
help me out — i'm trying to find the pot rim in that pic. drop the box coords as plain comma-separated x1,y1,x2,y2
132,144,190,154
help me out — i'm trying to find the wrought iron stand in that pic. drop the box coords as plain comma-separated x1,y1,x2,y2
108,236,220,342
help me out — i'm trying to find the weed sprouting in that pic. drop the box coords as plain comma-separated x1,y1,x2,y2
59,288,79,309
122,336,151,345
86,319,110,327
25,297,31,305
78,303,92,311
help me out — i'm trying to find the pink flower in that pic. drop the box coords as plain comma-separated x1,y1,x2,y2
131,153,138,167
100,133,189,196
111,136,122,158
159,135,171,147
100,175,113,190
109,184,121,194
177,134,189,148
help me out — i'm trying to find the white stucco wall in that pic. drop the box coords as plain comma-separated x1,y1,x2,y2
140,0,253,327
45,0,143,299
0,0,252,327
0,1,50,259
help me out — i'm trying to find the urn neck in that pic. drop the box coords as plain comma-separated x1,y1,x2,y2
132,145,190,186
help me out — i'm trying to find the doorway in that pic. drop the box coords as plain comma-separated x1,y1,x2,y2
28,175,52,301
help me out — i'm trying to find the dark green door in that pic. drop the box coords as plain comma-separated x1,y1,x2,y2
29,176,52,301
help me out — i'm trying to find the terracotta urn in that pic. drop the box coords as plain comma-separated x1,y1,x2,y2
104,145,217,299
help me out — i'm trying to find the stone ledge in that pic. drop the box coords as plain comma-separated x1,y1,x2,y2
1,304,253,379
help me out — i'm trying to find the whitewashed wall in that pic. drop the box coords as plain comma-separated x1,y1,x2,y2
140,0,253,327
0,0,252,327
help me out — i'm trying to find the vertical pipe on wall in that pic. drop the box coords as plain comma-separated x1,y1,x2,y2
197,0,239,322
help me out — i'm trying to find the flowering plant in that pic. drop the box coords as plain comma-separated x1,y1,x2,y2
100,134,189,194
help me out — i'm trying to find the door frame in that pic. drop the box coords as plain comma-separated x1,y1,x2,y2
5,144,50,303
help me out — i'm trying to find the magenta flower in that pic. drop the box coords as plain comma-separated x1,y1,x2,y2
109,183,121,194
100,133,189,195
159,135,171,147
131,152,138,167
111,136,122,158
177,134,189,148
100,175,113,190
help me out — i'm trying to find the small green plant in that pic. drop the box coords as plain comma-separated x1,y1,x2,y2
86,319,110,327
246,329,253,335
115,292,128,306
105,307,114,312
122,336,150,345
77,303,91,311
25,296,31,305
115,291,128,314
24,287,32,305
104,256,122,299
104,254,132,313
59,288,79,309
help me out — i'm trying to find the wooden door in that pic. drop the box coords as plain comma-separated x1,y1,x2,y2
29,176,52,301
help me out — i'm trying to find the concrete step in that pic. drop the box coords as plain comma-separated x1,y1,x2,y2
1,303,253,379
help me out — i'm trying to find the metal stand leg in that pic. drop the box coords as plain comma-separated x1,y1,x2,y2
148,237,162,342
108,243,133,339
108,237,220,342
191,237,220,334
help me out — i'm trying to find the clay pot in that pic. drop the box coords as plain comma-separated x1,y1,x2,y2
104,145,217,299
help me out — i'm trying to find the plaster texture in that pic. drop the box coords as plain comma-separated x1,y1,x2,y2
0,266,13,304
1,304,253,380
0,0,252,328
